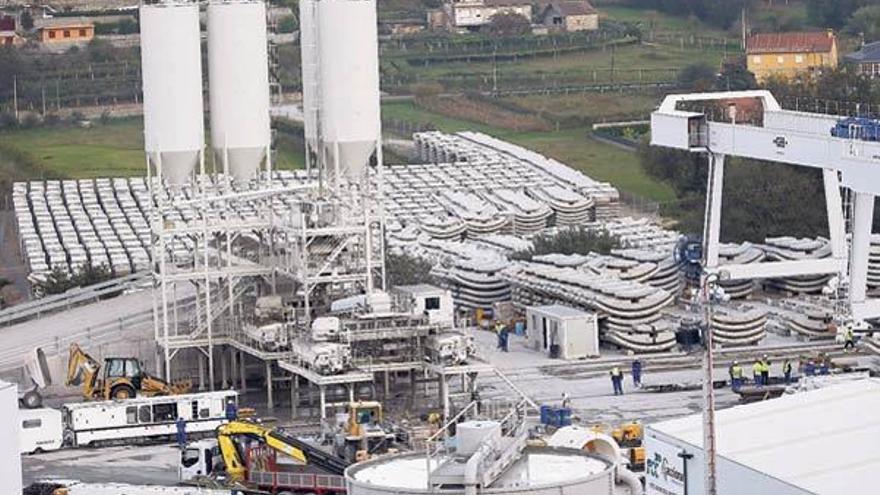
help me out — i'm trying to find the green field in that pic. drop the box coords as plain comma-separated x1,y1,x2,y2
0,118,145,180
0,117,305,182
600,5,727,35
503,92,660,124
402,42,727,83
382,101,674,202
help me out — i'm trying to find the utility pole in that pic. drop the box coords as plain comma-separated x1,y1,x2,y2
492,47,498,94
701,272,718,495
13,75,19,122
741,7,747,50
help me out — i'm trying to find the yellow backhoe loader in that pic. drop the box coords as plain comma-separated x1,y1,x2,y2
66,343,192,400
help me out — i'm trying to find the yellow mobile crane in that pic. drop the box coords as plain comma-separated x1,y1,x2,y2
66,343,192,400
215,419,349,483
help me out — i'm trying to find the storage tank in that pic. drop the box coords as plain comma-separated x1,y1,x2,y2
315,0,381,181
346,447,616,495
140,0,205,185
299,0,318,163
207,0,271,181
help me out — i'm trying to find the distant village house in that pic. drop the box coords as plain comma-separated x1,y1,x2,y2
434,0,533,32
35,17,95,45
0,15,25,47
746,31,838,82
845,41,880,78
539,1,599,32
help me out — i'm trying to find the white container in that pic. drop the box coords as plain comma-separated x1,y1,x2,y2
207,0,271,181
140,0,205,185
0,381,22,494
315,0,381,180
526,305,600,360
19,407,63,454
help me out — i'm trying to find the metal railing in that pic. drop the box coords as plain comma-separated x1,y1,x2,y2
0,272,151,328
0,305,156,373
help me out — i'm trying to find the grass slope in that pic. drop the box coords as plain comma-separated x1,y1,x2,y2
0,117,305,181
382,101,674,202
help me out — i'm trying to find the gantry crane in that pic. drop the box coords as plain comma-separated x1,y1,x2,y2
651,90,880,322
651,89,880,495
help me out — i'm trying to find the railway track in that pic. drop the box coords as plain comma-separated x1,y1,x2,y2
468,341,870,400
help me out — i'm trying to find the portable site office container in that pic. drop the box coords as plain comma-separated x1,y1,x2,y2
526,305,599,359
63,390,237,447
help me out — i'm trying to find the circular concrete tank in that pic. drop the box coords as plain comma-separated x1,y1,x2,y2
345,447,616,495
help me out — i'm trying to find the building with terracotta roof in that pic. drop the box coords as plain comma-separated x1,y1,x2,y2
539,1,598,32
746,31,838,82
34,17,94,45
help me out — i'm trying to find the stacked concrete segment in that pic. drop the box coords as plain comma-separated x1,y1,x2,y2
502,262,677,352
762,237,833,294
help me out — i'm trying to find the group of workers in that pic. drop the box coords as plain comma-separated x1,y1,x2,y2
176,397,239,449
729,353,839,391
609,359,643,395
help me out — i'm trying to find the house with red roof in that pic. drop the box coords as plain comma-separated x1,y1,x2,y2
746,31,838,82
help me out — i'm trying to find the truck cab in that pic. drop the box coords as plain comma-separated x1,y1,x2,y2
180,439,221,482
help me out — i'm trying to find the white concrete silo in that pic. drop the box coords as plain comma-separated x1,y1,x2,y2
299,0,319,167
207,0,272,181
140,0,205,185
315,0,382,181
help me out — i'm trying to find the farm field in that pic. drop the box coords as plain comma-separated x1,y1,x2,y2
0,118,305,183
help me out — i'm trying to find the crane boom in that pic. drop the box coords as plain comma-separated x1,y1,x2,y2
217,420,348,483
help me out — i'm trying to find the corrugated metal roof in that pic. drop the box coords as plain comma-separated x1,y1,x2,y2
650,379,880,494
746,31,835,54
845,41,880,63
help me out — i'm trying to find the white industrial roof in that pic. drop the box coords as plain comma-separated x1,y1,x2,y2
650,379,880,494
528,304,593,319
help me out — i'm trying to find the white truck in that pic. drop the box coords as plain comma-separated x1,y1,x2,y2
243,322,290,351
293,340,352,375
426,332,476,366
19,407,64,454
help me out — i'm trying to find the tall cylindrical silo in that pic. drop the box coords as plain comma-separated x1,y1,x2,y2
140,0,204,185
300,0,319,163
207,0,271,182
316,0,381,181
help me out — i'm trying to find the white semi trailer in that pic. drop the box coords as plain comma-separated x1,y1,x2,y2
17,390,237,451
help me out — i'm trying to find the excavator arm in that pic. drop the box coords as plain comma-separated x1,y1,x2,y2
66,343,101,399
217,420,347,483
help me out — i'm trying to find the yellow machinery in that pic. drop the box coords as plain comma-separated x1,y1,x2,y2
339,401,395,462
66,343,191,400
611,421,643,448
217,419,348,483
